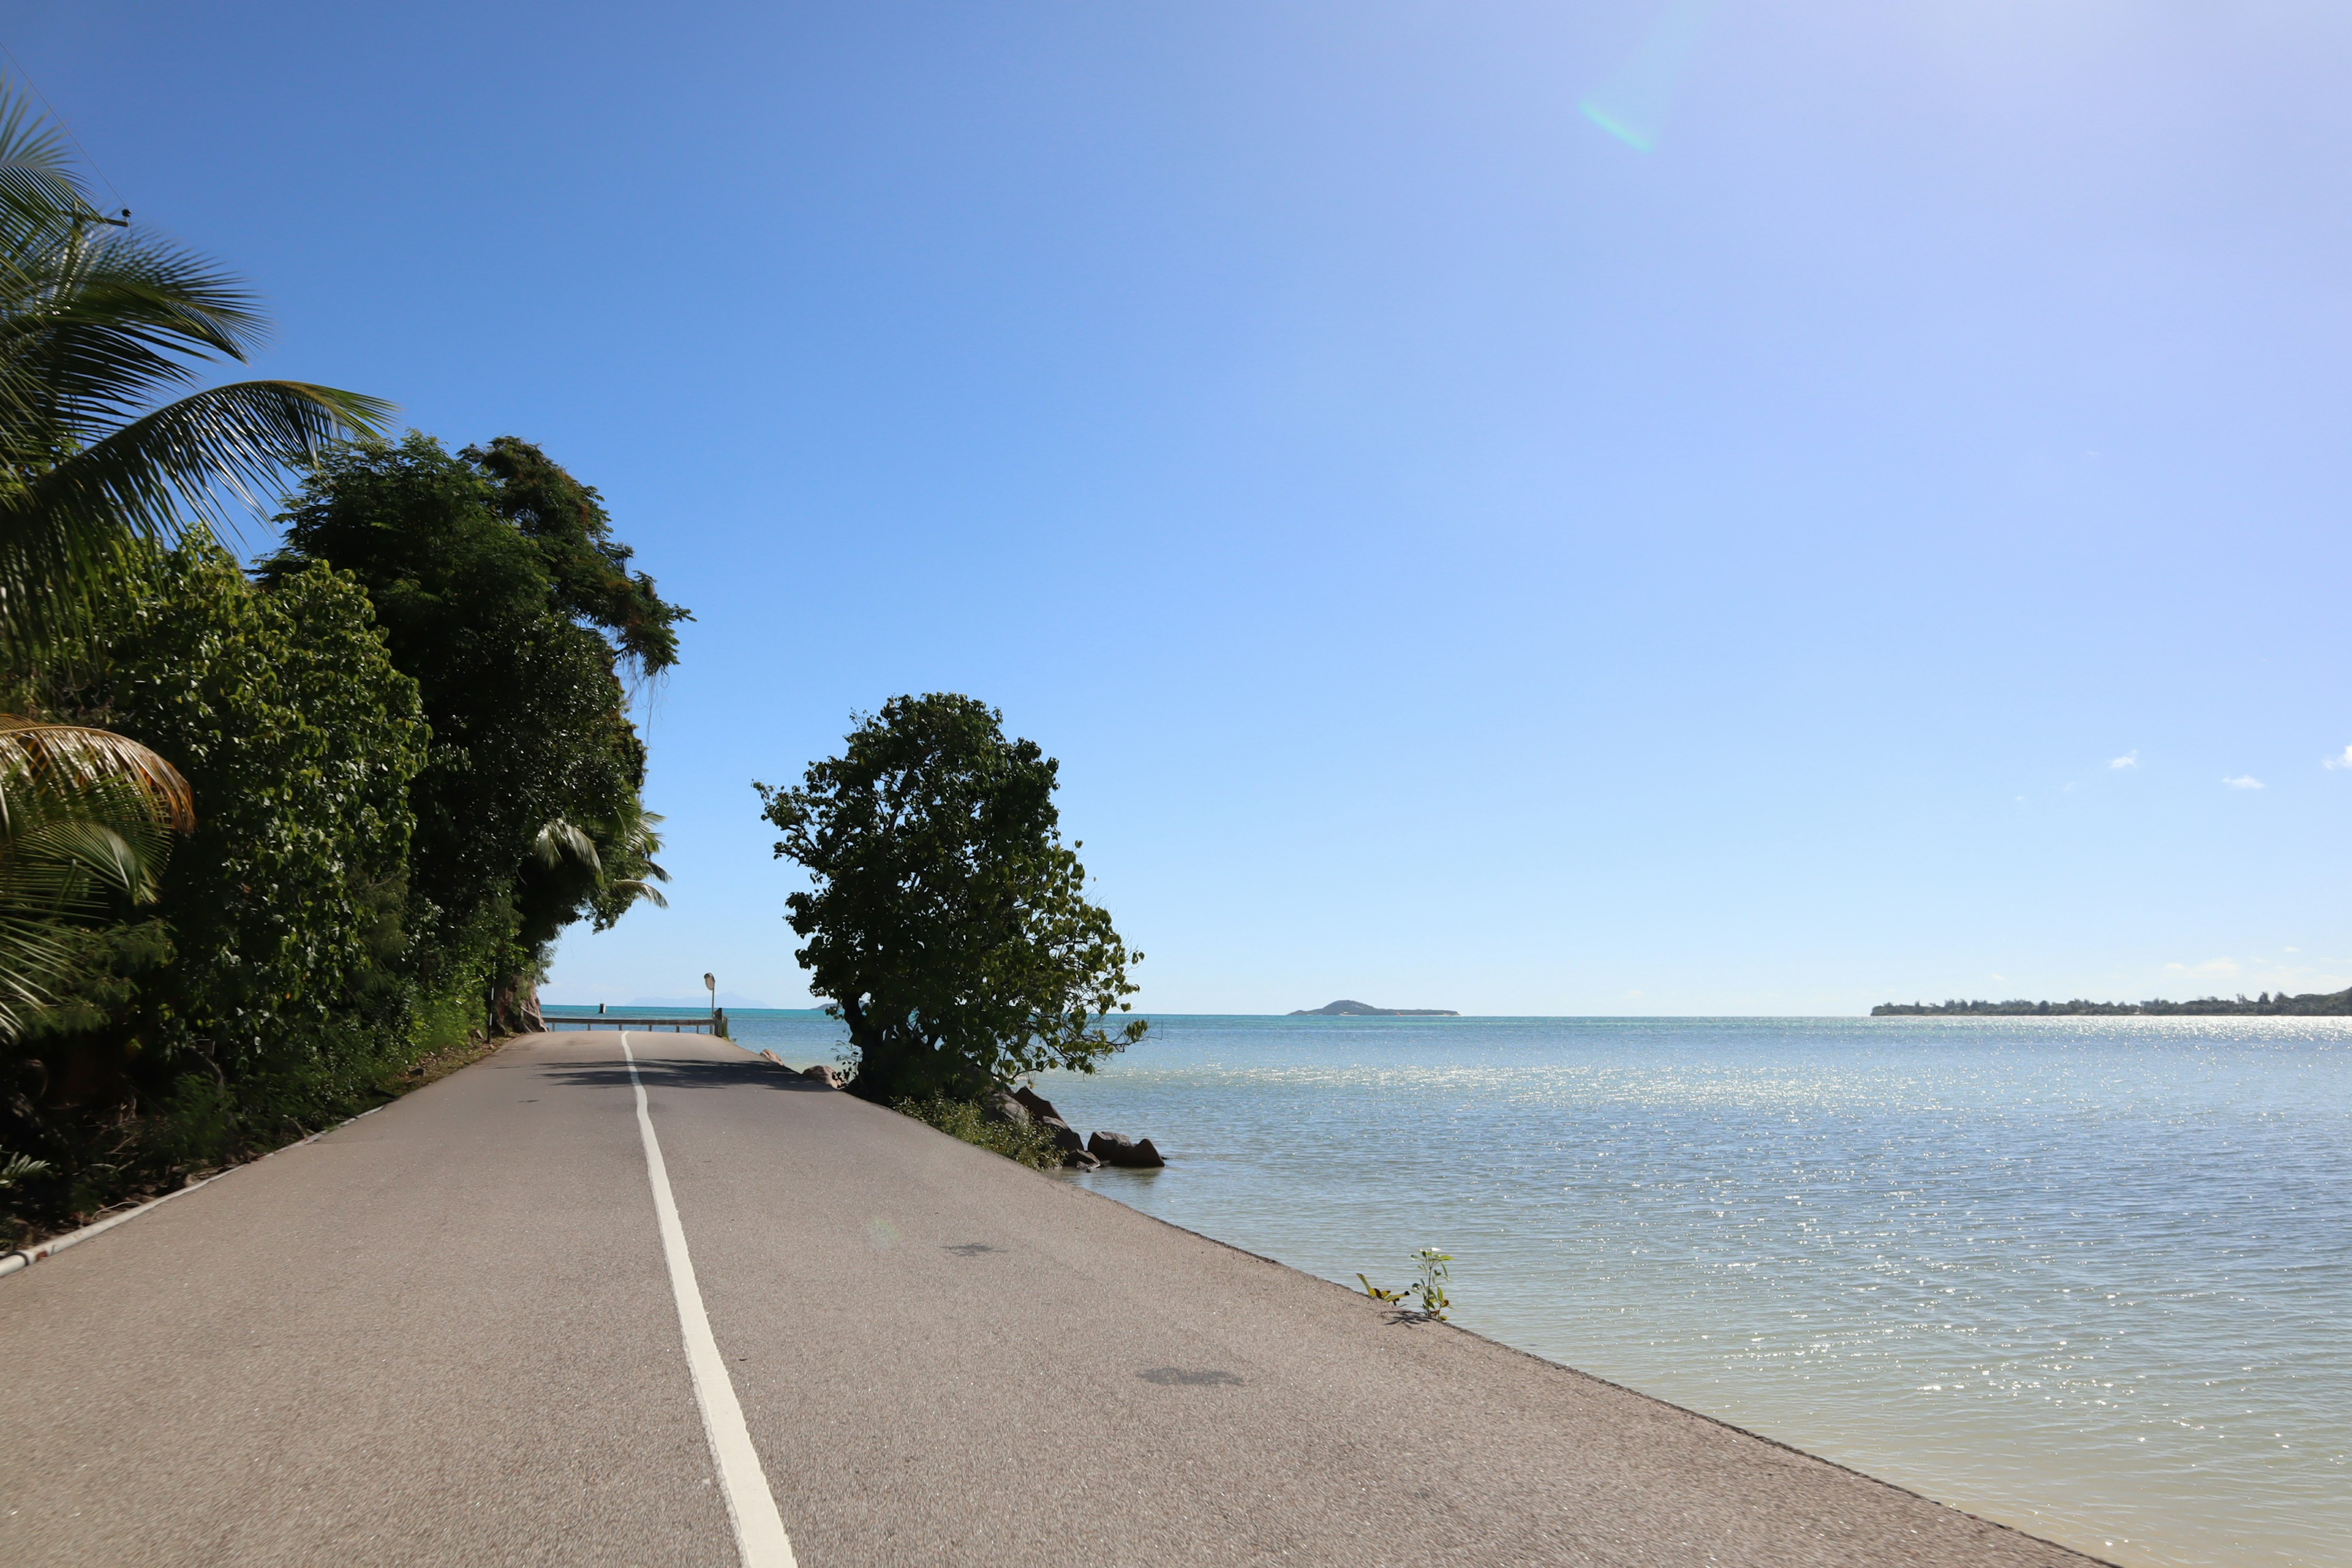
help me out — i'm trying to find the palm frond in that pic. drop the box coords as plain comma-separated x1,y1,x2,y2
606,878,669,909
0,906,88,1037
0,225,282,437
32,379,393,533
4,820,154,902
0,80,97,247
0,380,391,661
0,715,194,835
530,818,602,873
0,79,393,666
0,717,190,1041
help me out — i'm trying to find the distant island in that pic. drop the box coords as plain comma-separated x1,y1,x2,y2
1290,1000,1461,1017
1874,987,2352,1017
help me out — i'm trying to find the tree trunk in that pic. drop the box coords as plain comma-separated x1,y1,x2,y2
488,971,545,1037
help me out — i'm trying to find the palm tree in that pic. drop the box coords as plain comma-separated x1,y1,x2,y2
0,81,392,663
496,806,672,1033
0,80,388,1038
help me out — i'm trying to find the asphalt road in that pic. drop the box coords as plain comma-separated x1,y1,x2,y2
0,1031,2105,1567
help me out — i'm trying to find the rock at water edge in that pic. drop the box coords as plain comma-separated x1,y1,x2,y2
1033,1116,1086,1156
1087,1131,1167,1169
1012,1085,1063,1123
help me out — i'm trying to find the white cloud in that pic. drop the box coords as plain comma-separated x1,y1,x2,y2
2109,751,2138,769
2223,775,2263,790
2326,746,2352,771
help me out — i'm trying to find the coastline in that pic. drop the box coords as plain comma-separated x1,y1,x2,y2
1012,1012,2346,1568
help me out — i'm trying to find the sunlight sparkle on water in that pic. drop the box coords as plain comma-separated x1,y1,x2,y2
717,1011,2349,1568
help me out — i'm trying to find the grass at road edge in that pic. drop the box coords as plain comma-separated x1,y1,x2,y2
892,1095,1065,1169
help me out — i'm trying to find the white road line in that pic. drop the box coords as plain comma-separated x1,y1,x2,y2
622,1033,797,1568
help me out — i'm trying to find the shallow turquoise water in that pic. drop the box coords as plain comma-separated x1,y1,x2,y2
603,1010,2350,1568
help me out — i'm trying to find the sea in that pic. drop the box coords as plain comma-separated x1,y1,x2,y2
572,1008,2350,1568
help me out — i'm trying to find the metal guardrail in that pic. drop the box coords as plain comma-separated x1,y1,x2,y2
546,1011,725,1034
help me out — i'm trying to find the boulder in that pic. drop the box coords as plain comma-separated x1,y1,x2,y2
800,1063,843,1089
1063,1148,1103,1170
1085,1131,1166,1169
985,1088,1032,1126
1038,1117,1087,1156
1012,1085,1063,1123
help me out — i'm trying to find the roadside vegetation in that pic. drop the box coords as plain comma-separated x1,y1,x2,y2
0,86,679,1242
891,1095,1066,1170
759,693,1145,1159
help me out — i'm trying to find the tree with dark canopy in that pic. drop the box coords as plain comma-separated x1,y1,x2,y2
263,434,681,1031
758,694,1145,1103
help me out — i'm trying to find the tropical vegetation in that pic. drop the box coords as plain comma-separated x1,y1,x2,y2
0,84,678,1238
757,693,1145,1107
890,1093,1066,1170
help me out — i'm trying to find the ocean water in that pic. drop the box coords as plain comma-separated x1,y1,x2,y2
633,1009,2350,1568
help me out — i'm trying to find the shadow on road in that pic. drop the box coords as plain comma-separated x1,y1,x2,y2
535,1055,832,1093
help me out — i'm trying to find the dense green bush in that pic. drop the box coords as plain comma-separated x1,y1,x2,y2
4,537,428,1223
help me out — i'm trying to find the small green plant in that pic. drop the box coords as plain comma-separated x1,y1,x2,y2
1359,1246,1455,1320
0,1153,55,1192
1410,1247,1453,1319
892,1095,1065,1170
159,1076,241,1168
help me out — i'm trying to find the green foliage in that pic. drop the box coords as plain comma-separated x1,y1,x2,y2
466,435,688,674
2,535,427,1227
263,434,681,1027
892,1095,1065,1170
0,78,386,668
1411,1247,1453,1319
0,1150,49,1190
1359,1248,1455,1320
758,693,1145,1103
91,540,425,1087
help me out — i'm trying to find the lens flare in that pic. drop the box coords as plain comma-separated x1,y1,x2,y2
1579,0,1717,153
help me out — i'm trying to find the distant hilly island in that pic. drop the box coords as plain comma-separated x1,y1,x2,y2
1290,1000,1460,1017
1874,987,2352,1017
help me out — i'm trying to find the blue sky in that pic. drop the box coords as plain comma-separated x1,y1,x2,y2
15,1,2352,1012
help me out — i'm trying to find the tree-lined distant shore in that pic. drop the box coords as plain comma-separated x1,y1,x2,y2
1872,989,2352,1017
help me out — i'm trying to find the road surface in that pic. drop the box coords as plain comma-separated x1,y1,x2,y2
0,1031,2103,1566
